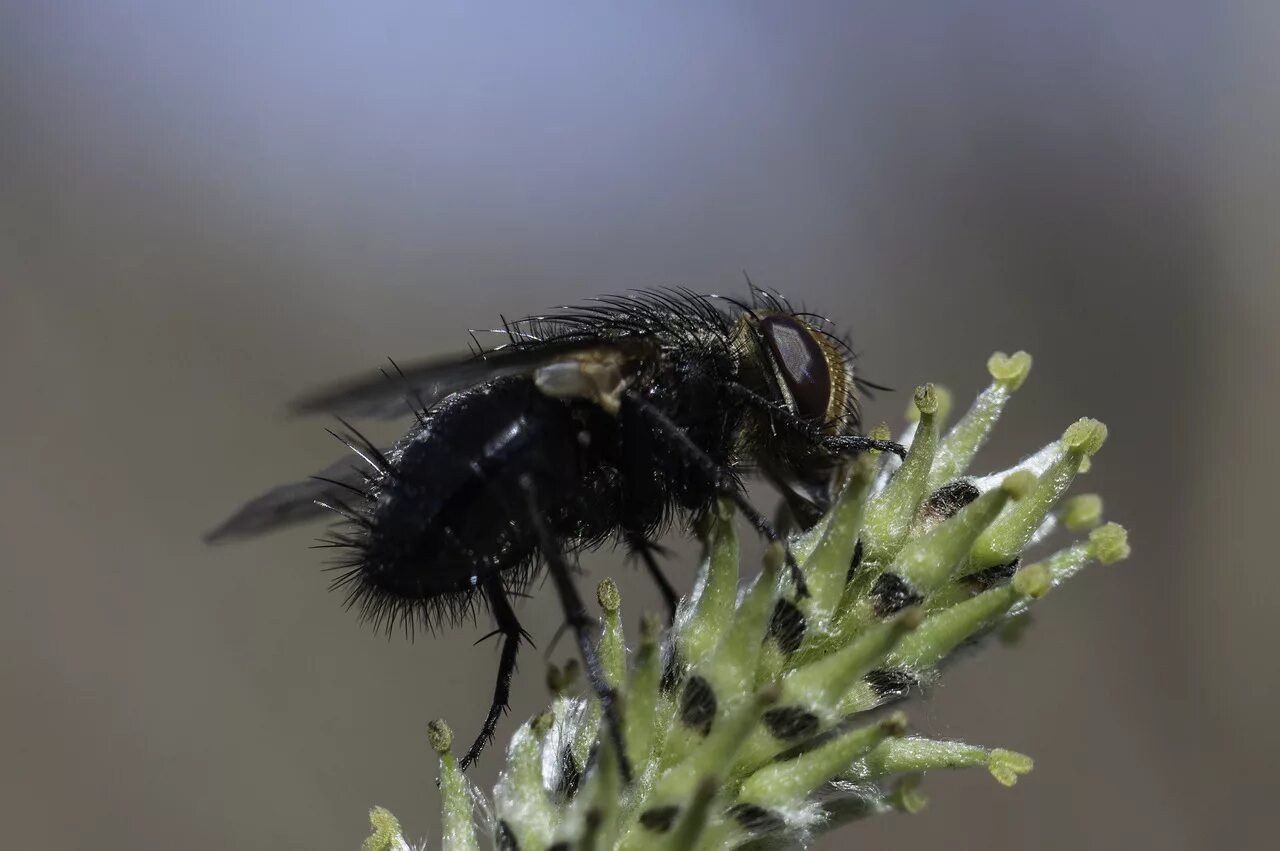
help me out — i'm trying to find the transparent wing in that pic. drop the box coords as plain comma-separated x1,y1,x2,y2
288,338,601,419
204,454,377,543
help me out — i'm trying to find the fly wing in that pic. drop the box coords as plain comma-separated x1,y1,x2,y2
288,338,602,419
204,454,377,543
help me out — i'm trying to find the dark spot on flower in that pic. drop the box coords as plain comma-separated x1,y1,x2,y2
922,480,980,521
762,706,822,741
846,537,865,584
496,820,520,851
767,598,807,654
679,675,717,734
639,805,680,832
865,667,918,699
965,557,1021,591
870,572,922,616
547,844,570,851
728,802,787,834
554,746,581,800
660,649,684,694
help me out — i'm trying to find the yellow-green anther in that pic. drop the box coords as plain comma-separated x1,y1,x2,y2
1090,522,1130,564
968,418,1108,572
907,384,953,426
888,574,1039,671
675,498,739,668
740,712,907,808
890,774,929,814
597,577,620,613
428,717,453,754
362,807,408,851
894,471,1030,593
798,461,875,629
927,351,1032,491
1012,563,1051,598
988,749,1035,786
863,385,941,563
1065,417,1109,455
429,720,479,851
1060,494,1103,531
597,579,626,688
496,715,558,851
625,613,663,768
988,350,1034,391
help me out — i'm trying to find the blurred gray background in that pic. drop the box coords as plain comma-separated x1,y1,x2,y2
2,2,1275,849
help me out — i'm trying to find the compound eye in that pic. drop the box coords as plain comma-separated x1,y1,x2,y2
759,315,832,421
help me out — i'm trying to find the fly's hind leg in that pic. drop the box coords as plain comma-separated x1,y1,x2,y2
518,474,633,783
459,577,532,771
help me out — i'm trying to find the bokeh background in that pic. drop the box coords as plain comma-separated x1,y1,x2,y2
3,2,1276,849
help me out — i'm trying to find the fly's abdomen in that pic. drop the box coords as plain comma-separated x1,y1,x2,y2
352,378,586,610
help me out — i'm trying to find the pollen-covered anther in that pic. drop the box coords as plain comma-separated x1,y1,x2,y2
597,578,621,614
1063,417,1108,457
907,385,952,424
1011,564,1051,599
428,718,454,754
361,807,407,851
1090,522,1131,564
914,383,939,416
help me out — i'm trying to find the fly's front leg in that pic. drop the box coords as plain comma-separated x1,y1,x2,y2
727,383,906,459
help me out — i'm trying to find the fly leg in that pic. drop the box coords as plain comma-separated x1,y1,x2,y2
624,532,679,622
519,475,633,783
726,383,906,458
459,578,532,771
623,390,810,597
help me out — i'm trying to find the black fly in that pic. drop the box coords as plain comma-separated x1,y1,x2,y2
206,286,903,774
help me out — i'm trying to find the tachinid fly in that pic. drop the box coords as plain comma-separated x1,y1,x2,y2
206,286,902,772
